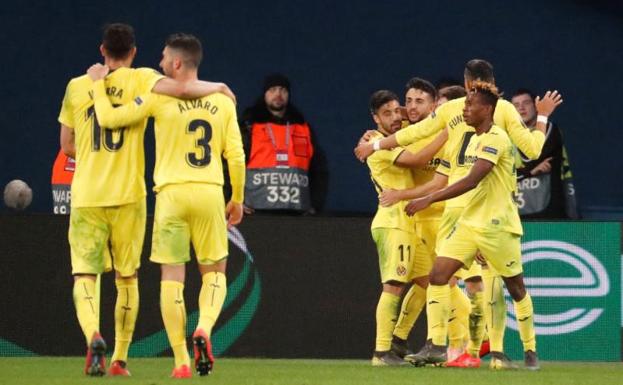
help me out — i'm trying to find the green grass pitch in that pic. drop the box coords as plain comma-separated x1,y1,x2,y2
0,357,621,385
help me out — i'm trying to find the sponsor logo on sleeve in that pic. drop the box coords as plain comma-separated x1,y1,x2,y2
483,146,498,155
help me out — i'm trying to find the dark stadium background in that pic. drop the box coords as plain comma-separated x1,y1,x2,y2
0,0,621,218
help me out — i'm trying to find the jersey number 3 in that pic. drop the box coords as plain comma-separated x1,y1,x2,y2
186,119,212,168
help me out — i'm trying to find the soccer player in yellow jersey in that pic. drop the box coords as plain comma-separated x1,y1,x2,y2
89,33,245,378
58,23,233,377
365,90,447,366
380,83,475,362
407,82,541,370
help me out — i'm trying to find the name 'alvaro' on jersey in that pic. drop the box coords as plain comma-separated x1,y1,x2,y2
150,93,245,192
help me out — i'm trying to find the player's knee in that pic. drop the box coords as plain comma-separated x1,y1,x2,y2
429,269,450,286
503,276,526,301
412,275,429,289
73,273,97,282
115,270,138,280
161,264,185,283
383,281,406,295
464,278,483,294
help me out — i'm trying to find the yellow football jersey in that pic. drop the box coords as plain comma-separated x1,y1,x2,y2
458,125,522,235
92,81,246,203
367,131,417,233
404,135,445,221
398,97,546,209
58,67,163,207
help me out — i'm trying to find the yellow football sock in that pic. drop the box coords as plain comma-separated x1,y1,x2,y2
466,291,485,357
427,284,450,346
73,277,99,346
111,277,139,363
375,291,400,351
197,272,227,337
448,285,469,349
514,293,536,352
393,284,426,340
161,280,190,368
483,272,506,352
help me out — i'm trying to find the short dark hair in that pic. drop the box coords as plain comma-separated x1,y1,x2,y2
464,59,494,82
405,77,437,100
512,88,536,102
436,77,462,90
369,90,399,114
439,85,467,101
469,81,500,112
165,33,203,68
102,23,135,60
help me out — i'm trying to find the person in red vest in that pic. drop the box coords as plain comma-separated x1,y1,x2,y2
240,73,318,214
51,148,75,214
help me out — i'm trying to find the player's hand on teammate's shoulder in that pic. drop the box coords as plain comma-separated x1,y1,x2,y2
354,141,374,162
404,195,432,216
219,83,237,105
379,189,400,207
474,250,487,265
355,129,382,162
226,201,244,228
359,130,377,144
87,63,109,81
535,90,563,117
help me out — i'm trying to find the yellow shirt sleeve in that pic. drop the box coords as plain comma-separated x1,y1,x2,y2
221,97,246,203
374,147,406,164
499,100,545,160
433,147,449,176
476,133,505,165
395,104,448,146
92,80,155,128
134,67,165,94
58,81,75,128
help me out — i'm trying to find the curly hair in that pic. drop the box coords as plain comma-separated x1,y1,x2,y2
469,80,500,108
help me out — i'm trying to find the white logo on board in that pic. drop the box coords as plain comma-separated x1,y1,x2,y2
506,240,610,335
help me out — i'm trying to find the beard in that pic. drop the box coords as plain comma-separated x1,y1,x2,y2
267,101,286,113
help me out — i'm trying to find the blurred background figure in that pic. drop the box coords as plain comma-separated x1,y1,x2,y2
51,149,74,215
511,88,578,219
240,73,326,215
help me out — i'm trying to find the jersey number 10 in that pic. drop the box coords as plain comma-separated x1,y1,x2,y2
87,105,126,152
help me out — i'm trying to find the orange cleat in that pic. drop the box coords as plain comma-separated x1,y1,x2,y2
446,352,481,368
84,332,107,376
171,364,192,379
479,339,491,358
109,360,131,376
192,328,215,376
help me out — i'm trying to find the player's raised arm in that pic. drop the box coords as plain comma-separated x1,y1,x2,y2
503,90,563,160
354,103,448,162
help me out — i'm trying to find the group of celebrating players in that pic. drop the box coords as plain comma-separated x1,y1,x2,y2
59,23,243,378
58,19,563,378
354,59,563,370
